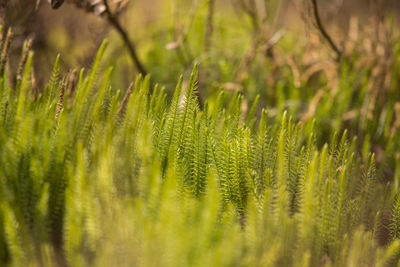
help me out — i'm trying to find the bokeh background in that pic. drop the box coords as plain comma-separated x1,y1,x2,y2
4,0,400,89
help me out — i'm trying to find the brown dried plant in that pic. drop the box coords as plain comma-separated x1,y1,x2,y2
298,1,399,127
118,80,134,115
55,76,66,122
0,27,12,77
16,38,33,83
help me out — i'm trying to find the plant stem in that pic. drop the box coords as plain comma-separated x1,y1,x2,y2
311,0,342,61
204,0,216,54
102,0,147,75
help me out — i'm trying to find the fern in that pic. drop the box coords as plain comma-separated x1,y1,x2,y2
0,44,400,267
391,192,400,240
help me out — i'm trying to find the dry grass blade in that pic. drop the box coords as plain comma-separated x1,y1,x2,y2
118,81,134,115
310,0,342,61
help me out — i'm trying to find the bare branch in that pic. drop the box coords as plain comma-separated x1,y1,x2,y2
310,0,342,61
102,0,147,75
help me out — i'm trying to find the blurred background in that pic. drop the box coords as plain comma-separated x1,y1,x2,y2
3,0,400,89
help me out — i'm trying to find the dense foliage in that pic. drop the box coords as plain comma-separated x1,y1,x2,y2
0,34,400,266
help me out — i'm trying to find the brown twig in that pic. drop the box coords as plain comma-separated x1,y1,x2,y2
102,0,147,75
118,81,134,115
310,0,342,61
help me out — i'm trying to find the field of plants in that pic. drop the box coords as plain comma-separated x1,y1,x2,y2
1,0,400,266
